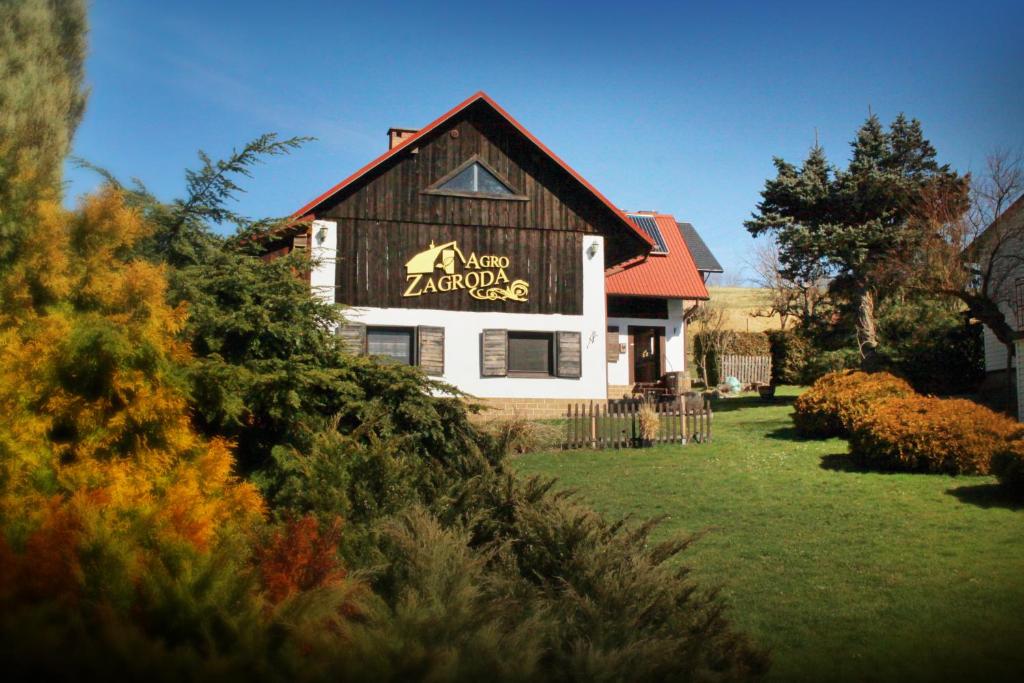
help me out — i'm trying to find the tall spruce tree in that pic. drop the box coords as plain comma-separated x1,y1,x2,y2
746,114,965,367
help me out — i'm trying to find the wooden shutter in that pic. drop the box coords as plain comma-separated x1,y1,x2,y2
481,329,508,377
606,327,620,362
556,331,582,378
337,322,366,355
417,326,445,376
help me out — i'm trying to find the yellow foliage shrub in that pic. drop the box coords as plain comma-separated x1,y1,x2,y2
849,396,1024,474
792,370,916,438
0,189,263,607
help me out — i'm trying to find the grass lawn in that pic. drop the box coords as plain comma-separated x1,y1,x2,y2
511,387,1024,682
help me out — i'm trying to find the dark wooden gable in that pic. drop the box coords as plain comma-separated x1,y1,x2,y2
316,101,642,262
313,99,647,315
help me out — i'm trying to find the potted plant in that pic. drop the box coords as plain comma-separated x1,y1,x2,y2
758,383,777,401
637,402,659,447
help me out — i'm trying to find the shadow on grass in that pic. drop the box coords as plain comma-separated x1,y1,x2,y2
765,425,811,442
819,453,870,473
709,394,796,414
946,483,1024,511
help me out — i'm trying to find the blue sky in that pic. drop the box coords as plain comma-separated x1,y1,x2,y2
67,0,1024,279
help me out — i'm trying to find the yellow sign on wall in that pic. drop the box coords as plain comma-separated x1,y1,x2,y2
403,240,529,301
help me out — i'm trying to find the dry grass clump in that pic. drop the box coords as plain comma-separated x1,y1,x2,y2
480,415,562,454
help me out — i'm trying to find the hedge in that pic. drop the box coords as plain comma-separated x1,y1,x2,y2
849,396,1024,475
992,442,1024,494
792,370,916,438
765,330,810,385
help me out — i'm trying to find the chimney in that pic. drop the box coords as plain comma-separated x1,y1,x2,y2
388,127,418,150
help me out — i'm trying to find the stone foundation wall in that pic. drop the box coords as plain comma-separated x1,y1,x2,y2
606,385,634,400
473,397,588,420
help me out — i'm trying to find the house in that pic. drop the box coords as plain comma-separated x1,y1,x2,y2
605,212,709,398
969,193,1024,418
271,92,714,417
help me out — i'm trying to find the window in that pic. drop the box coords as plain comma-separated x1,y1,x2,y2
425,155,527,200
440,162,513,194
507,331,554,376
367,326,414,365
481,329,581,378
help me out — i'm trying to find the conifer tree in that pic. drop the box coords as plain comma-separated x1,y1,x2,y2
0,0,88,288
746,114,965,367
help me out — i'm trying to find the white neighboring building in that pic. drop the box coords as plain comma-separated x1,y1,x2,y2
973,194,1024,418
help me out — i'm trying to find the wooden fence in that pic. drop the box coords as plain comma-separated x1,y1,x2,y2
719,355,771,385
562,398,713,450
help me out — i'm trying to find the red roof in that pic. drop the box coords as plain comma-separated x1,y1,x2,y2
293,91,655,252
605,213,710,300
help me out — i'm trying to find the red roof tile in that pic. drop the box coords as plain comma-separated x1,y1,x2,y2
605,214,710,300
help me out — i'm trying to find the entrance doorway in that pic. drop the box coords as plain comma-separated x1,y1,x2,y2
630,325,663,384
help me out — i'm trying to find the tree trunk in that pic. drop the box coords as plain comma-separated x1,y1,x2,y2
856,287,881,370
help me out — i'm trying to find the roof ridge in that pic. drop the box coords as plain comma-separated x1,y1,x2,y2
292,92,655,253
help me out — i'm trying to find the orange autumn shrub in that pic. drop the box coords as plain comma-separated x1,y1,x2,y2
792,370,916,438
257,515,348,606
848,396,1024,474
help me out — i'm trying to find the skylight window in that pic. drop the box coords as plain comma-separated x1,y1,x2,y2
628,215,669,254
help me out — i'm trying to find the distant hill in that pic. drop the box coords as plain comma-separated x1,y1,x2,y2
707,287,783,333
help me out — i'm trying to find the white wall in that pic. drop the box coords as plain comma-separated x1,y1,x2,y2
310,219,337,304
983,300,1017,373
334,234,609,400
1017,339,1024,421
607,299,686,387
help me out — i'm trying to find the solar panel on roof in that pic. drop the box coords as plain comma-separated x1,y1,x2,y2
628,215,669,254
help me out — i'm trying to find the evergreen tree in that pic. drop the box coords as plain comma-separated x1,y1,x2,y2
746,114,965,367
0,0,88,289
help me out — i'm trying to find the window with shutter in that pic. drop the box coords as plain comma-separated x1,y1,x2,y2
508,332,554,376
556,331,582,378
417,326,445,376
481,329,508,377
367,327,414,364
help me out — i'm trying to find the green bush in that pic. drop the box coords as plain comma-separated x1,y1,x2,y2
766,330,810,385
799,347,861,385
850,396,1023,474
877,297,984,395
992,442,1024,494
793,370,916,438
730,331,771,356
